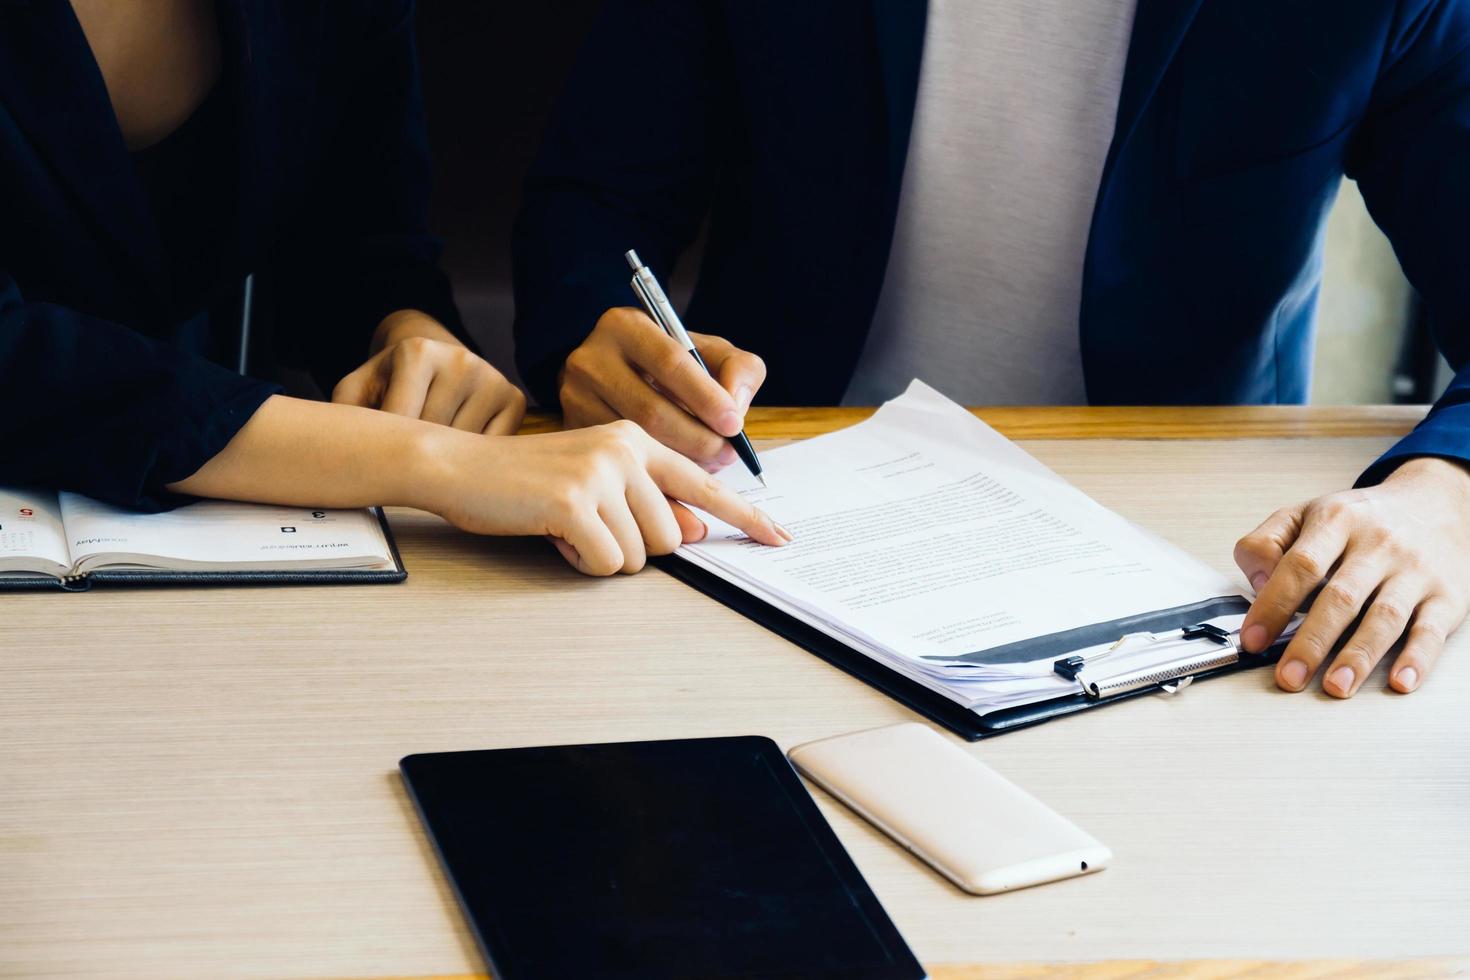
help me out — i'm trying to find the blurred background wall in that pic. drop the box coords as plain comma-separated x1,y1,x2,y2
414,2,1442,407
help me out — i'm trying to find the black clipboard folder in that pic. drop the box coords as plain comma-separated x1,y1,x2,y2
654,556,1285,741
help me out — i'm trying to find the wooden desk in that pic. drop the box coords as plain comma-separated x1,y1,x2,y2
3,408,1467,979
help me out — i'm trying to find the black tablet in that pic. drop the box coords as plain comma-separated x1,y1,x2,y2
400,736,924,980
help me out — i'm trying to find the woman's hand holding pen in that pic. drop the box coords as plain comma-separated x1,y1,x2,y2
558,307,767,470
417,418,790,575
334,309,527,435
1234,457,1470,697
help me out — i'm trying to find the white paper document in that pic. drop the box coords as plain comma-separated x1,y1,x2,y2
680,381,1257,715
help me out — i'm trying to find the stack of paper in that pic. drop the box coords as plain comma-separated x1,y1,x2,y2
682,382,1272,716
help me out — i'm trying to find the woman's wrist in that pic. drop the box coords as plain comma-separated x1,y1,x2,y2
391,417,507,517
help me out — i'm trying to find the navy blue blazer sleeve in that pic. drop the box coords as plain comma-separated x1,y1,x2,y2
0,270,280,510
1350,0,1470,485
271,0,468,393
511,0,724,407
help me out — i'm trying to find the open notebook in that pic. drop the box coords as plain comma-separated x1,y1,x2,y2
666,381,1296,739
0,487,404,591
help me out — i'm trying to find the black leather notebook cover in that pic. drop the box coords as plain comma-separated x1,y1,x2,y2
654,555,1284,741
0,508,406,592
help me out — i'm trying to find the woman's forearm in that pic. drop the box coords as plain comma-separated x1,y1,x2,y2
166,394,442,510
164,393,786,578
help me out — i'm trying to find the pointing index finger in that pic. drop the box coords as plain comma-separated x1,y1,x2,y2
647,446,788,547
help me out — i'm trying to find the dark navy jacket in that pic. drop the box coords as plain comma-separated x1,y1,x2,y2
0,0,461,508
513,0,1470,484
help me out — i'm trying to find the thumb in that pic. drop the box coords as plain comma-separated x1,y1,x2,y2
1233,503,1304,594
669,498,708,543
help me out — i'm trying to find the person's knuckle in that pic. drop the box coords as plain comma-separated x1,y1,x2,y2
1410,619,1447,646
1233,533,1267,562
608,438,639,469
593,308,624,334
397,335,434,360
1369,595,1411,626
1292,631,1329,661
585,555,618,577
563,345,597,382
1271,504,1299,524
1318,580,1361,615
590,430,637,471
1283,548,1327,582
607,418,642,441
559,385,591,421
653,344,690,381
547,487,584,522
1399,547,1427,573
697,474,725,500
1357,522,1393,550
648,525,682,556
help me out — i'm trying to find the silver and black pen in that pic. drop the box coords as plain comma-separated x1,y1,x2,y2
625,249,767,487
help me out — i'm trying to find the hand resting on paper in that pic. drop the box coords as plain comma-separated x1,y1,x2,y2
1234,457,1470,697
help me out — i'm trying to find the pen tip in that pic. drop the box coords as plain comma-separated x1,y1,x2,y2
757,475,768,489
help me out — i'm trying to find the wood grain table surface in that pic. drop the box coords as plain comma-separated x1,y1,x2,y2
3,406,1466,980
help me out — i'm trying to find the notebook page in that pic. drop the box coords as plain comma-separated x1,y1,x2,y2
58,495,392,574
0,486,71,575
684,381,1242,667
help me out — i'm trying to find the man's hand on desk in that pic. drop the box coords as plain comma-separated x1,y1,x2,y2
1235,457,1470,697
558,307,766,470
333,309,527,435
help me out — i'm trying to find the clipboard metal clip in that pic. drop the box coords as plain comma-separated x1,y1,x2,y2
1054,622,1241,700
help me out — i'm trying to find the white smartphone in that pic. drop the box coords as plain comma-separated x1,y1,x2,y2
788,722,1111,895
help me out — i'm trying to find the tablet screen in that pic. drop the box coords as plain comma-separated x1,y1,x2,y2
401,736,924,980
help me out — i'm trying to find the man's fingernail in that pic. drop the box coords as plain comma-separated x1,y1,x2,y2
1242,624,1269,653
1396,666,1420,692
1327,665,1355,696
691,519,708,543
717,445,738,467
734,385,754,414
1280,659,1309,690
1250,572,1269,593
718,411,742,437
774,522,794,543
